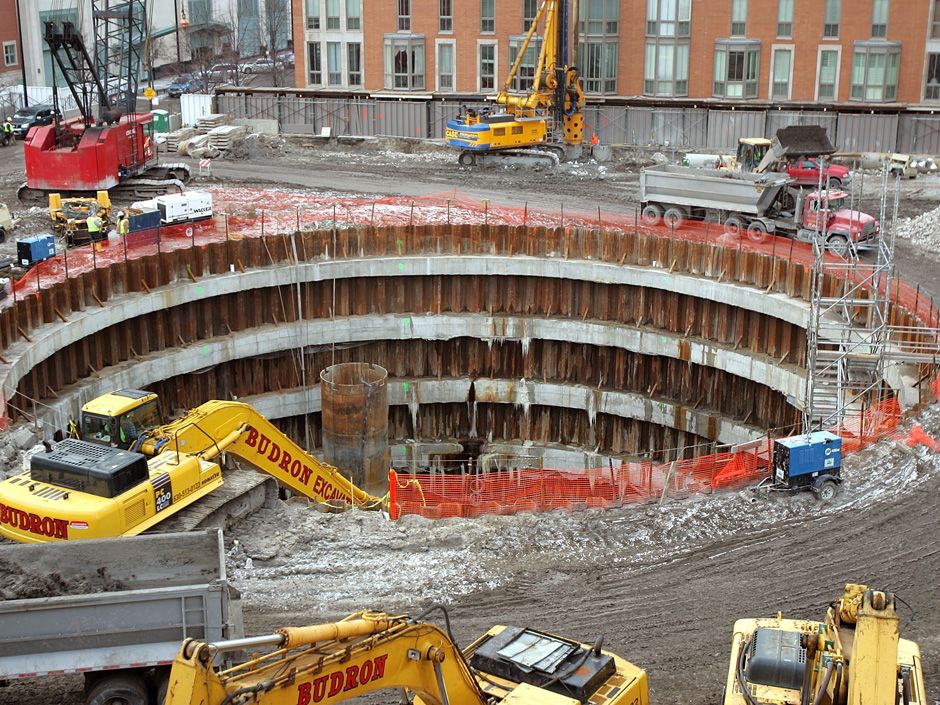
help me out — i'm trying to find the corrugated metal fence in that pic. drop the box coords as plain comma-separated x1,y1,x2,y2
213,94,940,154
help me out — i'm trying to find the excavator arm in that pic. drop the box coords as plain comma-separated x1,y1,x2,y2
134,401,383,509
167,610,648,705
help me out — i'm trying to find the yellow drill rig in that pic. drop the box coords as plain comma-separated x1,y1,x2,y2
445,0,584,168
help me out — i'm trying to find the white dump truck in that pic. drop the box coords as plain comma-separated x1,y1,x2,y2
0,529,242,705
638,165,879,257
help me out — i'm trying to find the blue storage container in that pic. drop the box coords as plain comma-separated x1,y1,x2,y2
772,431,841,485
128,208,161,232
16,234,56,267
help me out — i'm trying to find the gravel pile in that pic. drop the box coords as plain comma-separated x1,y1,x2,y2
895,203,940,253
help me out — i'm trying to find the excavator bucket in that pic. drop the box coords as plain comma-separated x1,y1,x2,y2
755,125,836,173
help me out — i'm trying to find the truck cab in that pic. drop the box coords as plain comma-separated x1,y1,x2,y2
800,190,878,256
81,389,163,449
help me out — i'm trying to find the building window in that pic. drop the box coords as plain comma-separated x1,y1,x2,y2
646,0,690,37
437,40,454,91
871,0,888,38
481,0,495,33
644,40,688,96
824,0,841,38
714,41,760,98
398,0,411,32
850,42,900,101
327,41,341,85
926,53,940,100
306,0,320,30
384,35,424,89
439,0,453,31
523,0,538,31
326,0,340,30
777,0,793,38
817,48,840,100
771,47,792,100
933,0,940,39
3,41,16,67
579,40,617,94
731,0,747,36
308,41,321,84
479,42,496,90
347,42,361,85
346,0,360,30
582,0,619,35
509,37,541,92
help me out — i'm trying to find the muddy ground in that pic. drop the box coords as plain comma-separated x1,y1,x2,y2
0,137,938,705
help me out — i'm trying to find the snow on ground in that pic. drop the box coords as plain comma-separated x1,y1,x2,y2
228,406,939,617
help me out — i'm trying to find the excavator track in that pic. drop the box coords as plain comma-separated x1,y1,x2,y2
150,463,278,533
459,148,563,169
16,163,192,203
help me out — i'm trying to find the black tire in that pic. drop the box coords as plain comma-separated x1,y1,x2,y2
827,177,842,190
826,234,850,258
641,204,663,226
746,221,768,243
86,673,148,705
814,480,838,502
458,152,476,167
663,207,686,228
723,216,743,236
154,670,169,705
0,227,6,244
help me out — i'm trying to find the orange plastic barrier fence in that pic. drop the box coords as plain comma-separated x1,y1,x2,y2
389,395,938,520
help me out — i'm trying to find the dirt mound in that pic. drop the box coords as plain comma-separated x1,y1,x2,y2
0,560,125,600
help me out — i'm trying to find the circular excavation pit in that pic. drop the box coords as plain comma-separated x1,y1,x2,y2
1,201,937,517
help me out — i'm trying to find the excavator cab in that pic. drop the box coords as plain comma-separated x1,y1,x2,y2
81,389,163,449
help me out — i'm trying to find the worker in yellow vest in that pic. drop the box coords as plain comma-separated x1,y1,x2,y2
86,213,102,240
116,211,129,236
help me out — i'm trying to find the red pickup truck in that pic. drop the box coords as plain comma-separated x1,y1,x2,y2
784,158,852,189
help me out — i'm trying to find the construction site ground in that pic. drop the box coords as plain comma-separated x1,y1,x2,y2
0,137,939,705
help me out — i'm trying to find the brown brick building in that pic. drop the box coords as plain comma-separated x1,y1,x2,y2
292,0,940,106
0,0,23,88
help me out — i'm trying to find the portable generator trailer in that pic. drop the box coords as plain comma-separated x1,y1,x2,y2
754,430,843,501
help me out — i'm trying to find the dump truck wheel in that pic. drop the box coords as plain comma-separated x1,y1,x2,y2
746,221,768,243
641,204,663,226
663,207,686,228
723,216,743,236
826,234,850,258
86,673,148,705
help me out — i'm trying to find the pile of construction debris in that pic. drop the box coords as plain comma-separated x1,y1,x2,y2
896,203,940,253
158,113,250,160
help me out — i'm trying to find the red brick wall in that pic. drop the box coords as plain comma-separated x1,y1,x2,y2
297,0,934,104
0,0,21,78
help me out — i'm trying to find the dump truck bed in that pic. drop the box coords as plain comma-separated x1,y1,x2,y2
640,165,791,215
0,529,242,680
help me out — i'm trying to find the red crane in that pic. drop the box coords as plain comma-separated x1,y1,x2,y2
18,1,190,201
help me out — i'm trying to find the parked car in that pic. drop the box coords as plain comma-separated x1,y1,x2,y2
242,58,278,74
10,104,61,138
276,50,295,66
784,158,852,189
167,73,205,98
206,63,239,83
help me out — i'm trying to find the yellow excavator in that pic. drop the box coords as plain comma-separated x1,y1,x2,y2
722,583,926,705
0,390,383,543
166,608,649,705
445,0,584,167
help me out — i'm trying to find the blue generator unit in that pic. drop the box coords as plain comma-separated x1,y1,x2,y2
772,431,842,499
16,234,56,268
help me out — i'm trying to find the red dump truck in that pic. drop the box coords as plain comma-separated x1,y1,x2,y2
639,165,878,257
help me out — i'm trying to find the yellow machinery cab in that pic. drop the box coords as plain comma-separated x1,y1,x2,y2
81,388,163,450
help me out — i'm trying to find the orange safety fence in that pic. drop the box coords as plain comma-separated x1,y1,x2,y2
389,394,940,520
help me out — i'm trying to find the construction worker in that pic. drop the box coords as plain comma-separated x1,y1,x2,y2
116,211,129,236
1,117,13,146
86,212,102,240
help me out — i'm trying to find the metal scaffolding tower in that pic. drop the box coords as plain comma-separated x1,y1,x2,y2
804,165,940,435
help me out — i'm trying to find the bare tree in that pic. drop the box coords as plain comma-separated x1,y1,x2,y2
262,0,292,87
